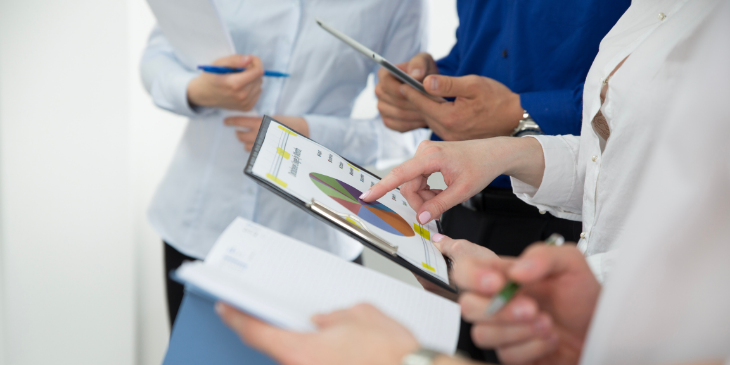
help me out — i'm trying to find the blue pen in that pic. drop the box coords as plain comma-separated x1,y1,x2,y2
197,65,289,78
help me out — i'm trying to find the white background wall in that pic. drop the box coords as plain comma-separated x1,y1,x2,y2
0,1,457,364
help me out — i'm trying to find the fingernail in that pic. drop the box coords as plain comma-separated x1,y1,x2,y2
410,68,423,78
429,77,438,91
240,55,251,63
399,84,407,96
418,211,432,224
359,190,371,200
512,259,535,274
512,303,532,320
215,302,226,316
479,272,497,291
432,233,445,242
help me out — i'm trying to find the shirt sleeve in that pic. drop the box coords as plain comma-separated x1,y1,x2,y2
303,0,428,167
520,83,584,136
139,27,214,118
435,28,461,76
511,134,583,221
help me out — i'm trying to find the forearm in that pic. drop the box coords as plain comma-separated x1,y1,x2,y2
499,136,545,189
140,27,205,117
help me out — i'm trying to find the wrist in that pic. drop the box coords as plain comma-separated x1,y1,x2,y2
500,137,545,181
505,92,524,128
502,136,545,188
186,76,208,108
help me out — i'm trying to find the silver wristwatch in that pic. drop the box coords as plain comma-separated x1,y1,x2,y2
401,348,442,365
511,110,543,137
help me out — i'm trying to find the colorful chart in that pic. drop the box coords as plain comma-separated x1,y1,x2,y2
309,173,415,237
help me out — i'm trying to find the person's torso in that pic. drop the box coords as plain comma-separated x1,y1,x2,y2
149,0,423,259
434,0,630,188
576,0,720,259
438,0,629,94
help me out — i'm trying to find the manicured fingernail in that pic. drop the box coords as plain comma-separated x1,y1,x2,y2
241,55,251,63
432,233,445,242
359,190,371,200
418,211,432,224
215,302,226,316
410,68,423,78
429,77,438,91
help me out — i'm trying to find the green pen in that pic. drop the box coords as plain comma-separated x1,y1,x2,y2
485,233,565,317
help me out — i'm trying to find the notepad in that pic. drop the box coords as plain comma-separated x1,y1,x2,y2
146,0,235,68
175,217,461,354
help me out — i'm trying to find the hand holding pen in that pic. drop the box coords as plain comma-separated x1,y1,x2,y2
453,235,601,364
186,54,265,112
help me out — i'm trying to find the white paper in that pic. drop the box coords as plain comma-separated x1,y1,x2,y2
177,217,461,354
249,120,450,284
146,0,235,68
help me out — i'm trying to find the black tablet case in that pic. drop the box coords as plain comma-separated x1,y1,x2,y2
243,116,455,293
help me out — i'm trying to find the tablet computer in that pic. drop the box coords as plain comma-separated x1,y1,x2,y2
316,19,447,103
244,116,455,292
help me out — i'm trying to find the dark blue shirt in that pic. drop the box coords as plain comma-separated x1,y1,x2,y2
433,0,629,188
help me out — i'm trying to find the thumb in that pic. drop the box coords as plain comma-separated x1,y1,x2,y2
423,74,479,98
509,245,584,284
311,308,354,329
406,53,432,81
212,54,252,68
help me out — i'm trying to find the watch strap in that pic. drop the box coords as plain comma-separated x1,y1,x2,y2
511,110,543,137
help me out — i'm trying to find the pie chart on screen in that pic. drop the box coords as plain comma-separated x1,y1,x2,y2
309,172,415,237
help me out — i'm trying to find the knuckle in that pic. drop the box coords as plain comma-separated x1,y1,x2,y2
449,240,464,253
417,140,433,150
422,143,443,157
226,78,241,91
390,164,407,179
374,84,384,98
470,325,491,346
442,113,458,128
430,199,448,216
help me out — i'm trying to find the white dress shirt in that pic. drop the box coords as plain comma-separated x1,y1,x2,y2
581,3,730,361
511,0,721,281
141,0,429,260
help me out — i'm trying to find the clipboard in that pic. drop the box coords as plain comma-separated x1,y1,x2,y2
244,116,456,293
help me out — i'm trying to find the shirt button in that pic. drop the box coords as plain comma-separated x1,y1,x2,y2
502,49,508,58
539,209,546,215
591,155,598,162
580,232,586,239
658,12,666,21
